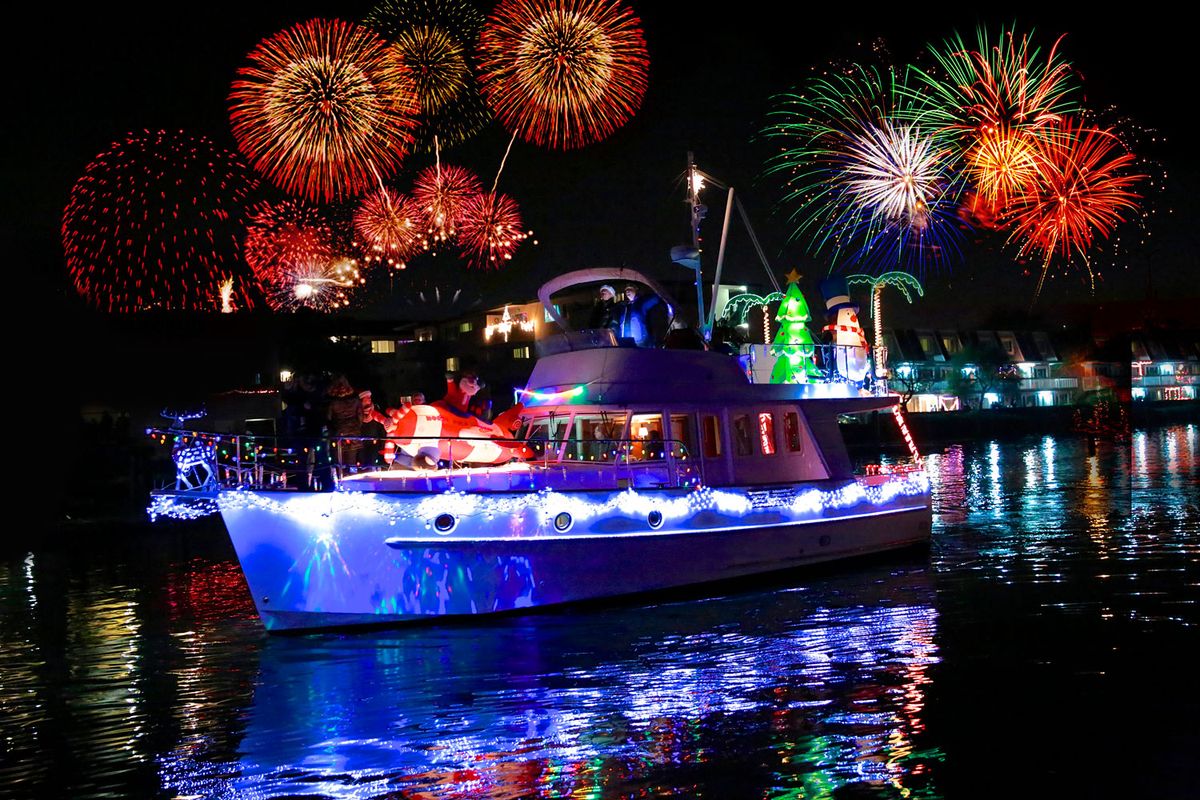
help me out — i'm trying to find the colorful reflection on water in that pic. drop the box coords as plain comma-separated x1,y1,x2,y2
1,425,1197,799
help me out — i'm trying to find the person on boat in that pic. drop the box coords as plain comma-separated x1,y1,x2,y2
588,284,618,330
614,284,661,346
326,374,366,475
283,374,331,490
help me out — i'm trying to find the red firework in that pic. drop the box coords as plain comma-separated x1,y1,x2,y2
244,200,336,286
229,18,419,203
1007,120,1142,296
61,130,259,313
411,164,482,244
456,192,530,268
478,0,649,149
353,188,425,267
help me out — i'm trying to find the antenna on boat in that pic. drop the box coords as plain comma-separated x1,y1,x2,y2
673,154,781,341
671,152,708,338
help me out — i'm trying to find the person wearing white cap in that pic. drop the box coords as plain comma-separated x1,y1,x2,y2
589,284,618,330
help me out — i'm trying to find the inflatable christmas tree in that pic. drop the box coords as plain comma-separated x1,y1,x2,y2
770,272,823,384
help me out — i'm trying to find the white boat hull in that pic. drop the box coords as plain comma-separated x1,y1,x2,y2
218,474,932,631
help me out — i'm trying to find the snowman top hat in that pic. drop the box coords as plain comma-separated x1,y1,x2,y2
819,276,859,314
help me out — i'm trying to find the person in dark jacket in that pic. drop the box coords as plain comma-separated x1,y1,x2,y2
614,284,661,346
588,284,618,330
326,375,364,476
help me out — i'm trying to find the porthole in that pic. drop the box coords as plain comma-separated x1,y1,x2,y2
434,513,457,534
647,510,664,529
553,512,573,532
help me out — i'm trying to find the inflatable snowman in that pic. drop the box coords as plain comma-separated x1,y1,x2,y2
819,276,869,383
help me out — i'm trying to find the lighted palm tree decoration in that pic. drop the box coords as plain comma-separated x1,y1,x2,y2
844,271,924,376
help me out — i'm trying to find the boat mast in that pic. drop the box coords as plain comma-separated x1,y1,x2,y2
687,152,707,335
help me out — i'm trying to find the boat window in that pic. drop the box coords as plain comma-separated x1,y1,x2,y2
630,413,665,461
563,413,627,462
784,411,803,452
524,415,570,461
669,413,697,460
757,412,776,456
702,415,722,458
732,414,753,457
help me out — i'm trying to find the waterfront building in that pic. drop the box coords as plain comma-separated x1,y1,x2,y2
882,329,1102,412
1131,331,1200,402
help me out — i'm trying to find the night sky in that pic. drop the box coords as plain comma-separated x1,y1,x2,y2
14,3,1198,368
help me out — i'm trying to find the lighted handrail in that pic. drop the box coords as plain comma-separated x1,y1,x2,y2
148,429,700,492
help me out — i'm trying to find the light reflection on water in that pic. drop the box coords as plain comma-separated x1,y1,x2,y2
155,587,939,799
1,425,1197,799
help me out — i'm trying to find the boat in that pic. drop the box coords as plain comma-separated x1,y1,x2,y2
149,268,931,631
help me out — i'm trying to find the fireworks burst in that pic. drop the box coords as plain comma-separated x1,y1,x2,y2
229,18,419,203
763,65,964,274
353,187,424,268
918,26,1077,135
244,200,336,286
965,128,1041,214
478,0,649,149
844,121,947,221
457,192,530,268
365,0,490,150
61,130,259,313
912,26,1080,216
411,163,482,245
1006,120,1142,297
266,257,364,312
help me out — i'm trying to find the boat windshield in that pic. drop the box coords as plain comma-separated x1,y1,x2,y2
561,413,628,462
522,415,570,459
548,281,672,347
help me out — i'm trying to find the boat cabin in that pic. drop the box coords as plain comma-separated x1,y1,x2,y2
518,338,893,487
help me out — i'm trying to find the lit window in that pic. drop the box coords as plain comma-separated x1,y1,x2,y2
758,412,776,455
371,340,395,354
446,357,459,372
566,413,626,462
459,321,473,333
513,346,531,359
630,414,665,461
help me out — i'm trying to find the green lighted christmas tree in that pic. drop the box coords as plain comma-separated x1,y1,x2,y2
770,270,822,384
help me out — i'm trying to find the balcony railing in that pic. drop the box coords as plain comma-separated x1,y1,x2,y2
1017,377,1079,390
1136,374,1199,387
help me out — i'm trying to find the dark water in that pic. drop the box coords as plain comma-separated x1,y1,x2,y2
3,426,1197,799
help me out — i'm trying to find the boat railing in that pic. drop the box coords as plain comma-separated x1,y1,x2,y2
148,429,700,494
740,342,892,394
